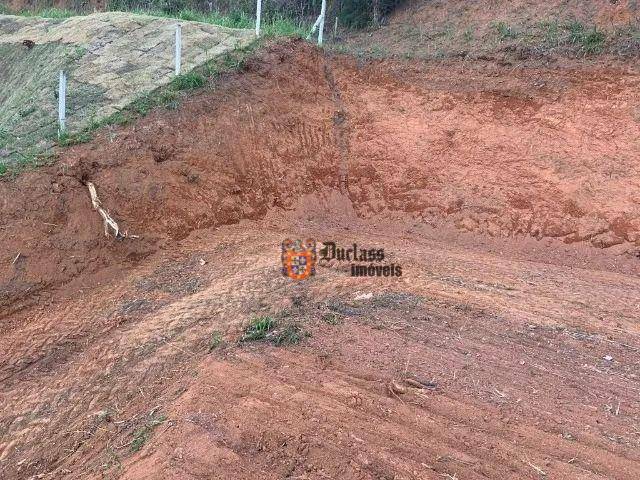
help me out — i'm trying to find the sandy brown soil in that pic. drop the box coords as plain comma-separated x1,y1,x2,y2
1,40,640,479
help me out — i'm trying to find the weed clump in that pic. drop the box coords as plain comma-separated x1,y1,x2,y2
170,72,206,90
241,316,308,346
567,21,606,54
242,316,276,342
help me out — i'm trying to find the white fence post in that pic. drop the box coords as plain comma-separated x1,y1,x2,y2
175,24,182,75
256,0,262,37
318,0,327,46
58,70,66,137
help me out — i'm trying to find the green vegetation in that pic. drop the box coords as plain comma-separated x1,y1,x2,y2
241,315,308,345
494,21,517,40
47,39,259,150
273,323,305,346
567,21,606,54
171,71,206,90
208,331,223,352
5,6,306,37
131,414,167,452
242,316,276,342
321,312,341,325
6,7,75,18
0,164,7,176
462,28,474,43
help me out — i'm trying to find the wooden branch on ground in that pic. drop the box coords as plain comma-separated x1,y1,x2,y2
86,182,138,239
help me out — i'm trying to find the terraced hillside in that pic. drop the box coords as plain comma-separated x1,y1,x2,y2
0,12,253,165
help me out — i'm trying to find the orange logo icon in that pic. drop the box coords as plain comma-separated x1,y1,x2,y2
281,239,316,280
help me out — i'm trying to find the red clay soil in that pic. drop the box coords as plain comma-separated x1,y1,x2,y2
1,40,640,479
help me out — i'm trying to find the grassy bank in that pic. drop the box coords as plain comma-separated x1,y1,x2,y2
0,5,307,36
0,8,307,178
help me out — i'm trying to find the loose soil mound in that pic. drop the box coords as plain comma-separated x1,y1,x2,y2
0,12,253,165
0,40,639,479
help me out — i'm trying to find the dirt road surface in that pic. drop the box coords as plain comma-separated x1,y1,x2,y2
1,41,639,479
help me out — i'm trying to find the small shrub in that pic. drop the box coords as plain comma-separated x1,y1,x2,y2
0,164,7,176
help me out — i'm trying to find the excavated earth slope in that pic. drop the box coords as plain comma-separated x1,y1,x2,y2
0,12,253,165
0,40,639,479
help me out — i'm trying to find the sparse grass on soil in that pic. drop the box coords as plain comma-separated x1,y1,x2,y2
241,315,308,346
341,14,638,61
208,331,223,352
321,312,342,325
130,414,167,452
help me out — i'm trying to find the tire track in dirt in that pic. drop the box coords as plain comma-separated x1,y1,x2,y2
323,59,351,196
2,222,639,479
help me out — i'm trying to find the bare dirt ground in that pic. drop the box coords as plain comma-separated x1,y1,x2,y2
1,40,640,479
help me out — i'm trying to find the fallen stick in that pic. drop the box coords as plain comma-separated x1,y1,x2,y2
86,182,137,239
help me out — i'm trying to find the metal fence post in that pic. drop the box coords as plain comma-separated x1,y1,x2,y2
175,24,182,75
256,0,262,37
58,70,66,137
318,0,327,46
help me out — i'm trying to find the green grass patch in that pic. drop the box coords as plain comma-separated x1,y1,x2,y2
241,315,308,345
171,71,206,90
6,6,308,39
0,164,7,176
242,316,276,342
208,331,224,352
131,414,167,453
262,16,306,38
494,21,518,40
13,7,75,18
566,21,606,54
